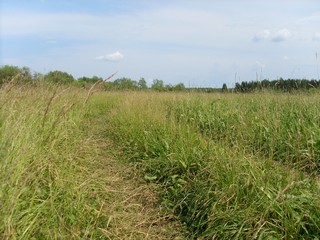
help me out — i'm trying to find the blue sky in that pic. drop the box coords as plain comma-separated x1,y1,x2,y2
1,0,320,87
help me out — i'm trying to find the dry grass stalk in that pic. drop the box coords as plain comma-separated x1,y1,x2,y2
84,71,118,105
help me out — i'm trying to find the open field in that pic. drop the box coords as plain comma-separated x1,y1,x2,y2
1,83,320,239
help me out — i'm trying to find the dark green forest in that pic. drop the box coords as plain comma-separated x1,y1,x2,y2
234,78,320,92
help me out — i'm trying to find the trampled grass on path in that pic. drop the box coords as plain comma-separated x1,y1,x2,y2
0,84,184,239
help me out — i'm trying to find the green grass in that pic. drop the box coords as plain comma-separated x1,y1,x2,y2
0,84,112,239
103,91,320,239
0,84,185,239
168,93,320,172
1,84,320,239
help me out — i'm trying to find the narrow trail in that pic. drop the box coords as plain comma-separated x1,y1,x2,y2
85,103,185,239
97,145,183,239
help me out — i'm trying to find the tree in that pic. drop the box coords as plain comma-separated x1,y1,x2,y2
112,77,138,90
165,84,174,91
20,67,32,82
78,76,102,84
138,78,148,89
33,72,45,82
76,76,103,87
222,83,228,92
151,79,164,91
0,65,31,84
44,71,75,84
174,83,185,91
0,65,20,84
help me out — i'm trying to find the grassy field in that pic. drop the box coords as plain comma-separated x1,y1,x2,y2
0,83,183,239
0,83,111,239
1,83,320,239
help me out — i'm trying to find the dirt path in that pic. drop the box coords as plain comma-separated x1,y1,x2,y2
95,143,184,239
84,106,185,239
103,148,182,239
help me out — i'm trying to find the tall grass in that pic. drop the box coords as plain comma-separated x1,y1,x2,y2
105,91,320,239
0,83,109,239
169,93,320,172
2,85,319,239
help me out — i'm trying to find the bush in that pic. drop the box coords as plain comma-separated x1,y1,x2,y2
0,65,32,84
44,71,75,84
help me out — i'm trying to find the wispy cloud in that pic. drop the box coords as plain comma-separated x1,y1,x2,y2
283,56,289,61
253,30,270,42
95,51,124,61
2,1,320,86
297,13,320,25
253,29,291,42
313,32,320,41
271,29,291,42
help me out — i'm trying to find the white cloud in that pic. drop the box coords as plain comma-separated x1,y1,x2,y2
95,51,124,61
2,7,240,48
283,56,289,61
1,11,105,38
298,13,320,25
2,2,320,86
133,8,236,47
253,29,292,43
253,30,270,42
313,32,320,41
271,29,291,42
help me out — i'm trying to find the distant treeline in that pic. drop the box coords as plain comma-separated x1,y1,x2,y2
0,65,186,91
1,65,320,92
233,78,320,93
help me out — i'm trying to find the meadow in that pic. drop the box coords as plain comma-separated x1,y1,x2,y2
1,81,320,239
